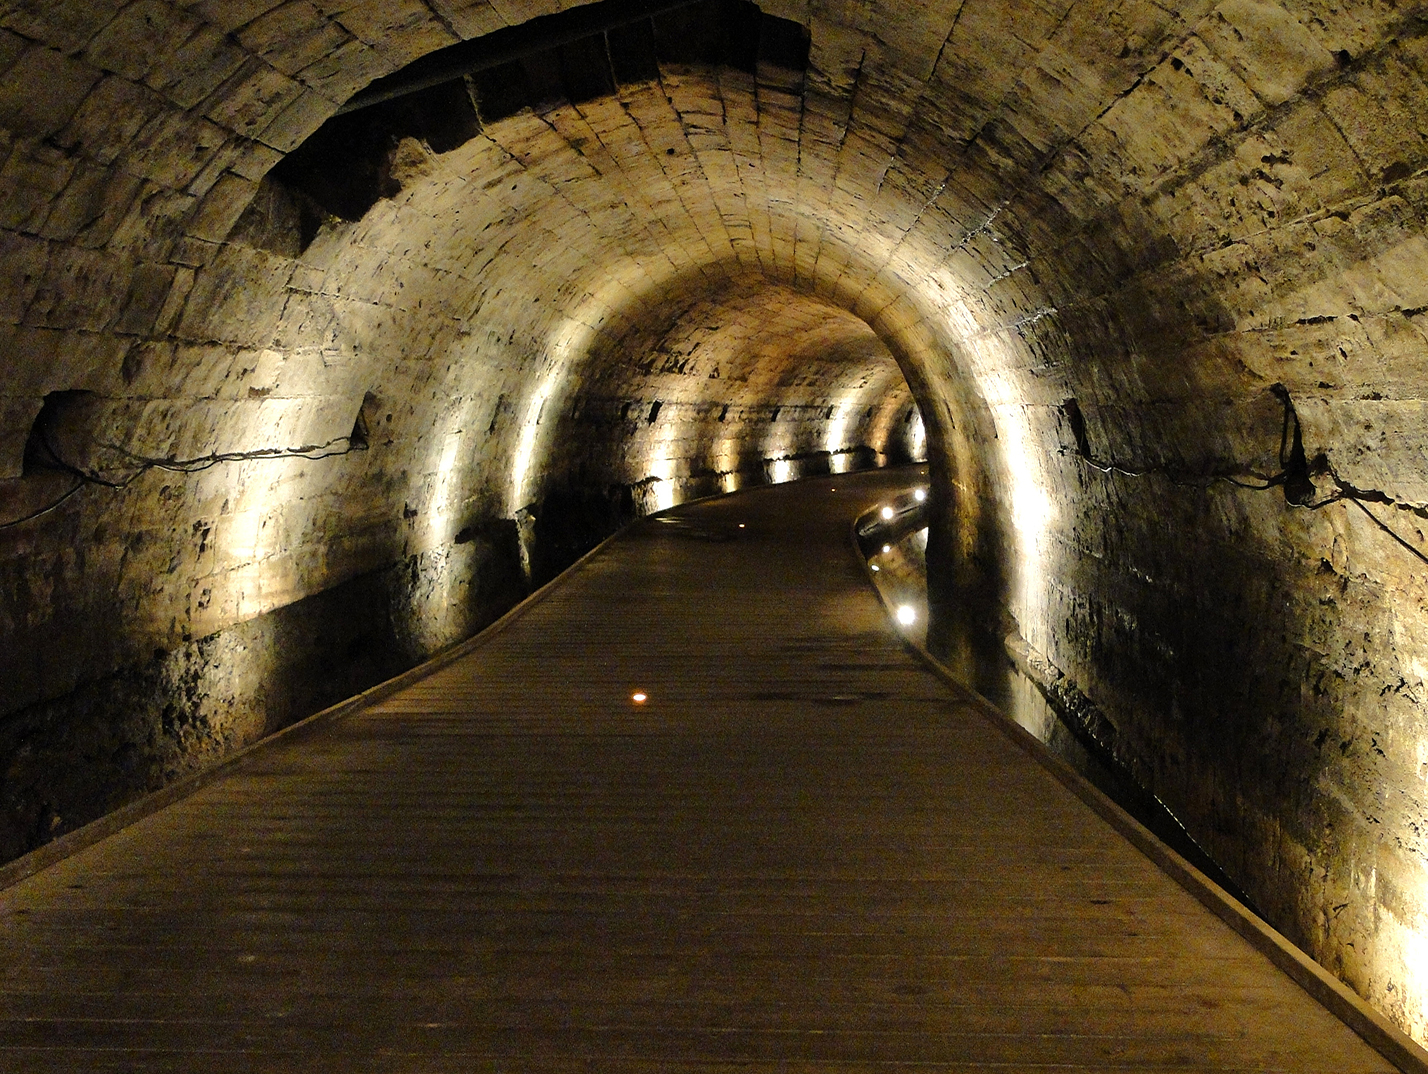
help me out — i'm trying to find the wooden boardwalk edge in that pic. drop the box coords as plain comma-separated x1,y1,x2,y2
0,524,627,897
4,477,1420,1072
849,508,1428,1074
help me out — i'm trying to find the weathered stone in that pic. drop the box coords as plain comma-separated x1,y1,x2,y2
0,46,102,139
0,0,126,54
4,0,1428,1052
237,1,357,79
183,171,260,243
146,23,251,110
83,1,204,85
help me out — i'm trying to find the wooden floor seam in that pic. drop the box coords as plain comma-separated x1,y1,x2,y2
0,468,1418,1073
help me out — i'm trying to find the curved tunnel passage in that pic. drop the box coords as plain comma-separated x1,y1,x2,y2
0,470,1405,1073
2,0,1428,1045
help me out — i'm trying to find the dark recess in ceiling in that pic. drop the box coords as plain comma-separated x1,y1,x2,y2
269,0,808,223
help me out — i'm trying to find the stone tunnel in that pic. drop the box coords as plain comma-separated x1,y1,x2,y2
4,0,1428,1050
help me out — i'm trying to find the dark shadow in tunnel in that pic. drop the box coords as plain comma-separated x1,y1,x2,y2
895,175,1345,959
8,0,1386,1009
860,494,1265,918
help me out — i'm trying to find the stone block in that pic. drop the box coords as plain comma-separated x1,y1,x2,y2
203,57,305,140
485,0,559,28
0,228,48,324
22,246,131,332
1298,397,1428,505
184,137,250,199
38,162,147,248
55,76,171,168
146,23,250,110
237,1,356,79
227,138,285,183
332,0,459,58
113,262,181,336
174,242,288,342
189,0,290,34
125,108,232,191
154,266,197,335
258,88,336,152
105,185,198,261
0,46,102,139
0,139,76,233
1320,60,1428,184
0,320,131,395
168,235,222,269
291,35,388,103
0,0,127,54
428,0,507,39
0,394,42,478
83,1,203,84
1201,0,1337,108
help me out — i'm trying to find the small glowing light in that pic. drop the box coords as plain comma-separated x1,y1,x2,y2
882,544,891,554
870,564,880,572
896,605,916,626
652,478,676,511
632,691,647,704
914,489,926,502
880,505,895,520
738,523,745,528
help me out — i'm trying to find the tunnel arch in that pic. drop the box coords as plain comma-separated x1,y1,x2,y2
3,0,1428,1045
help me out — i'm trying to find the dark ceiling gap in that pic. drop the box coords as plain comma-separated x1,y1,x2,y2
337,0,810,116
338,0,705,115
267,0,809,228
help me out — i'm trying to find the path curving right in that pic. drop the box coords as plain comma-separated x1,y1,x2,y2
0,468,1408,1072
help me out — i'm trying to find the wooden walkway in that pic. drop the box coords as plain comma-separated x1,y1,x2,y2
0,469,1404,1072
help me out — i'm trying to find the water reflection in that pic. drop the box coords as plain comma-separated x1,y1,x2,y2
859,494,1259,912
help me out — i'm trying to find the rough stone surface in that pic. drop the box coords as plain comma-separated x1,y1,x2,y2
1,0,1428,1046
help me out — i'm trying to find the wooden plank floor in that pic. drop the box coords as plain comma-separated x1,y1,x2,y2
0,469,1398,1072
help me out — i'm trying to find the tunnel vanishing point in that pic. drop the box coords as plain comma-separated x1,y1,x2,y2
2,0,1428,1048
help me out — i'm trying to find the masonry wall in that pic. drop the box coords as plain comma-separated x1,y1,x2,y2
2,0,1428,1044
0,20,921,863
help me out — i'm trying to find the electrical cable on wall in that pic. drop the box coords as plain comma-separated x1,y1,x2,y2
0,431,368,531
1067,384,1428,568
0,477,86,530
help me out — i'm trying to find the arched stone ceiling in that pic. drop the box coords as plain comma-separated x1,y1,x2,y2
3,0,1428,1045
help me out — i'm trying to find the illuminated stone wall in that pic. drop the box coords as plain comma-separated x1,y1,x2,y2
1,0,1428,1043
